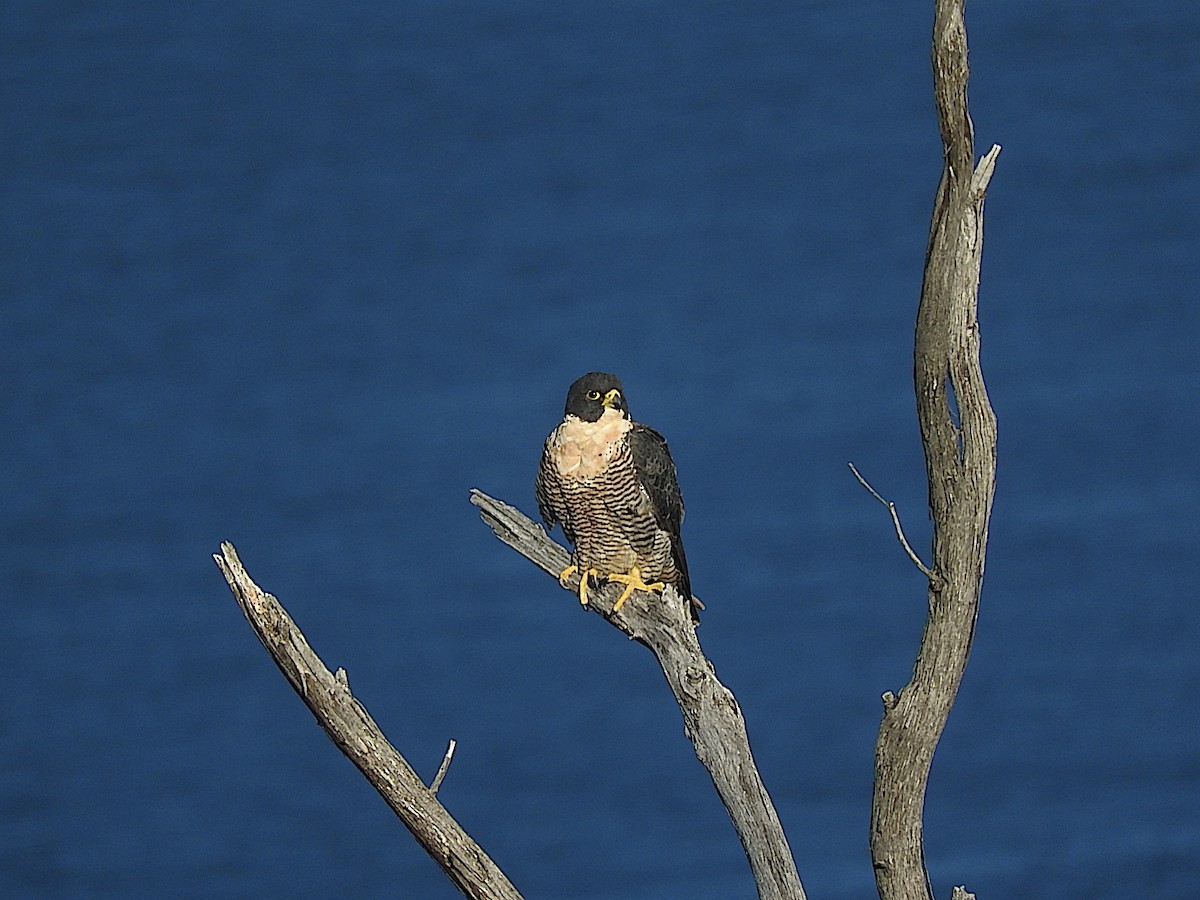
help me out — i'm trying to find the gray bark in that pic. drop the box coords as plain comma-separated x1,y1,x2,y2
868,1,999,899
471,490,806,900
214,543,525,900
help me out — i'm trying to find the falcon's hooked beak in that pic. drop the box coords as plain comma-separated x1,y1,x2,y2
601,388,623,410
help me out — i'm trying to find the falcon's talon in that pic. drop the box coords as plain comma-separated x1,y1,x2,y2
556,564,596,605
557,564,578,589
606,566,665,612
579,568,599,606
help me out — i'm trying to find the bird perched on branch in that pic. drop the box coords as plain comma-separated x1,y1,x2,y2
535,372,698,620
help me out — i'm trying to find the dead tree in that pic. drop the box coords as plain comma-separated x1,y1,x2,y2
862,1,1000,898
213,2,995,899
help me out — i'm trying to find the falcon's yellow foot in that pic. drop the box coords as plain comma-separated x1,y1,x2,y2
558,564,599,606
606,566,665,612
557,564,577,589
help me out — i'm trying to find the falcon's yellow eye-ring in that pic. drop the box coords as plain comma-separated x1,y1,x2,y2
586,390,601,400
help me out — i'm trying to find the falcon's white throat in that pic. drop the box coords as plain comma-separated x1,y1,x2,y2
550,407,631,481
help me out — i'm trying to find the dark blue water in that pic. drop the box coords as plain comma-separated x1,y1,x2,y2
4,2,1198,897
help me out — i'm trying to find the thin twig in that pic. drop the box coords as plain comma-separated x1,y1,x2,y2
847,462,938,582
430,739,457,795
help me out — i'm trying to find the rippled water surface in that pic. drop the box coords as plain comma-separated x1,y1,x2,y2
3,2,1198,897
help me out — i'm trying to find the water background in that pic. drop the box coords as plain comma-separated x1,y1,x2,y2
3,2,1198,897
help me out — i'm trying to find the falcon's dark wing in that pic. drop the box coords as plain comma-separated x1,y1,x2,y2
535,437,571,542
628,424,692,605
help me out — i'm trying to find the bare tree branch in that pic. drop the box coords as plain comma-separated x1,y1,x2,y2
868,0,999,898
213,542,524,900
430,739,458,795
847,462,940,584
471,489,806,900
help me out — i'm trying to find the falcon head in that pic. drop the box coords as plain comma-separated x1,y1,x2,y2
563,372,627,422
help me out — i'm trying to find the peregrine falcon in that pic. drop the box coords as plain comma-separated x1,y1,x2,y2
535,372,697,619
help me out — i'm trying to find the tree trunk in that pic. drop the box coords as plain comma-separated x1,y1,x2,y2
868,1,1000,898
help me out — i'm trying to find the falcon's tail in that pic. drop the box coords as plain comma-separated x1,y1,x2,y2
671,537,702,622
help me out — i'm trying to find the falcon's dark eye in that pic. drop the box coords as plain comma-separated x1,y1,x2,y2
586,390,601,400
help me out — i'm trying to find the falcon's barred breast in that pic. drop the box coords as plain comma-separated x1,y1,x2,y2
535,372,697,619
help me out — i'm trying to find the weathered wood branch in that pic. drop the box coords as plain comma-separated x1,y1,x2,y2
848,461,940,584
868,1,999,899
213,542,524,900
471,489,806,900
